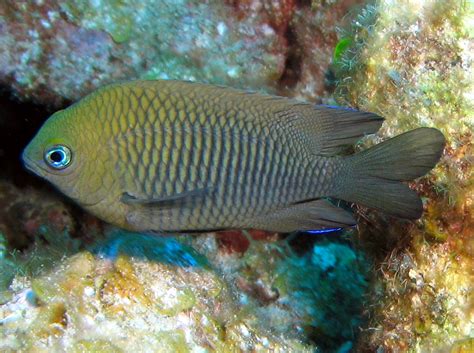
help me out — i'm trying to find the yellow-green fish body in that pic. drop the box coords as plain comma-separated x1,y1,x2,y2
22,80,445,233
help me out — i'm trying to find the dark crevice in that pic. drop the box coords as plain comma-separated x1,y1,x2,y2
277,24,303,92
0,85,57,186
295,0,312,7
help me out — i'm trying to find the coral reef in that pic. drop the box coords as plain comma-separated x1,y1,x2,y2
332,0,473,351
0,0,360,107
0,0,471,352
0,229,369,351
0,0,285,106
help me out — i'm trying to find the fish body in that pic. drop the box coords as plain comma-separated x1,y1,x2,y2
22,80,445,233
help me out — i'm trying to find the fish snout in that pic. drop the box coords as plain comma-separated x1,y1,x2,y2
21,145,36,173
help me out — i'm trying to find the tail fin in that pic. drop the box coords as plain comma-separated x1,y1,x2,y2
334,128,445,219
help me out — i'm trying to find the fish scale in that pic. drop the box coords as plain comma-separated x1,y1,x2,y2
115,83,318,228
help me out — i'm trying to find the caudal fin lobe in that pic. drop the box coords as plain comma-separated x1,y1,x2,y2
335,128,445,219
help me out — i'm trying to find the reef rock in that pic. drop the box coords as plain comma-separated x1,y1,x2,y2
0,0,286,106
0,0,361,107
332,1,473,351
0,230,370,351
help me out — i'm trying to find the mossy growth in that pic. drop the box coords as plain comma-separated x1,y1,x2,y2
331,1,473,351
0,225,82,303
333,1,472,138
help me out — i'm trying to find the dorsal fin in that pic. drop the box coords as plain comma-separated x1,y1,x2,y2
276,104,384,156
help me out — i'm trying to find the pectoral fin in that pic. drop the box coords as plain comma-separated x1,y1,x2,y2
247,199,355,233
121,187,212,207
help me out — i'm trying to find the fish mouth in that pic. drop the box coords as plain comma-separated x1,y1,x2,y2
22,154,48,177
21,149,39,174
22,159,35,173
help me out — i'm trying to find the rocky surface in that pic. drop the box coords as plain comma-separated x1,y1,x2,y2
0,229,369,352
332,1,473,351
0,1,362,107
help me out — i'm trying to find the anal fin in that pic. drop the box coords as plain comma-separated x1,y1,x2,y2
247,199,355,233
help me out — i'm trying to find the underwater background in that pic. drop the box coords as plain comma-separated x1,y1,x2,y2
0,1,472,352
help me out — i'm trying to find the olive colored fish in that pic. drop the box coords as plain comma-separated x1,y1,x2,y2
22,80,445,233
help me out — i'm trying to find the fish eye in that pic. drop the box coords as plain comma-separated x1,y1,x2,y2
44,145,72,169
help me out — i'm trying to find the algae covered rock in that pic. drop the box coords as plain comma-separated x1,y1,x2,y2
0,0,285,106
189,231,370,352
0,229,373,352
0,0,362,107
331,0,473,351
0,230,322,352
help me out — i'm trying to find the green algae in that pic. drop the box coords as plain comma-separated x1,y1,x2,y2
0,224,83,306
333,37,352,64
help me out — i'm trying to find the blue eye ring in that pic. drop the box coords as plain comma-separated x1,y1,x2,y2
44,145,72,170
